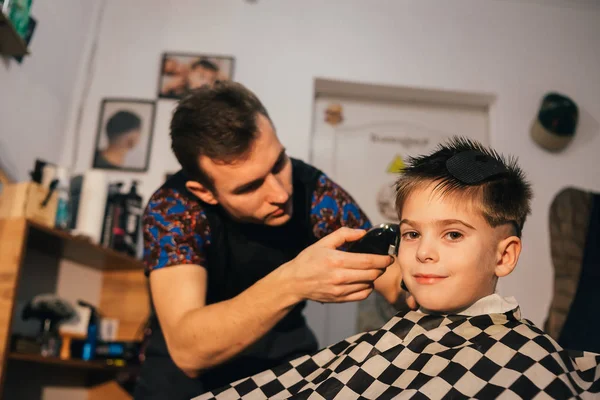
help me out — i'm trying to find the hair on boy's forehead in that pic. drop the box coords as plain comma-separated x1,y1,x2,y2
400,178,488,220
395,136,533,237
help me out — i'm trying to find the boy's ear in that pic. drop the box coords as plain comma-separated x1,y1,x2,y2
495,235,521,278
185,181,218,205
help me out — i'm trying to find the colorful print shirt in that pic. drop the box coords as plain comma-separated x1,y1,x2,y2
143,174,372,275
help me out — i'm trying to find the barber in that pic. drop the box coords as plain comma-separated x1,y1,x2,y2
134,81,409,399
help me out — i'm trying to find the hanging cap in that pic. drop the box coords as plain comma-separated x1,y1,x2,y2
530,92,578,152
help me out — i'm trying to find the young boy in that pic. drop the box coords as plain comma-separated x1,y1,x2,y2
195,137,600,400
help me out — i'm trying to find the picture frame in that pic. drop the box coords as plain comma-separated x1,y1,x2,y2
157,52,235,100
92,98,156,173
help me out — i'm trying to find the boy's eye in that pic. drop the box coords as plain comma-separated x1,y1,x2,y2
445,231,463,240
401,232,420,240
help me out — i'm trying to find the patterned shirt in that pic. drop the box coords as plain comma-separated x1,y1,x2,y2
143,173,372,275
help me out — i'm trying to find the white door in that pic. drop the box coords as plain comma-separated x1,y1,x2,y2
305,93,489,347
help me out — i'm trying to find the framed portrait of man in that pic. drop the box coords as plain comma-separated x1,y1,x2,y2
92,99,156,172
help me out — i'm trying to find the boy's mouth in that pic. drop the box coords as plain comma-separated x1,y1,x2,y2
413,273,447,285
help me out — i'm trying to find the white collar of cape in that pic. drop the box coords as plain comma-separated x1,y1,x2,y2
417,293,520,318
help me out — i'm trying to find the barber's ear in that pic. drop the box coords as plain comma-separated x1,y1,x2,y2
185,181,218,205
495,236,521,278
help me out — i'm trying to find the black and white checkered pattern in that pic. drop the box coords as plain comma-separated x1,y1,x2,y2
194,308,600,399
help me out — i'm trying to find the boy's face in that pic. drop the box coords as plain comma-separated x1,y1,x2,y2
398,182,516,313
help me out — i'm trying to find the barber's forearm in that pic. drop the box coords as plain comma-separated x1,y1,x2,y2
169,269,299,376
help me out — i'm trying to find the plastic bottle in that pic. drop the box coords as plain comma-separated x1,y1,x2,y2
78,301,99,361
54,167,71,230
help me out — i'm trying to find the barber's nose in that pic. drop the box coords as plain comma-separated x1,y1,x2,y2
416,237,438,263
266,174,289,204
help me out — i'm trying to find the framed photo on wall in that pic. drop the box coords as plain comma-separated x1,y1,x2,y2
92,98,156,172
157,52,235,99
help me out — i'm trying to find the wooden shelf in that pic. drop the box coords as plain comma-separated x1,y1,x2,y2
0,12,28,57
0,218,146,399
7,352,133,371
5,352,139,391
25,220,145,271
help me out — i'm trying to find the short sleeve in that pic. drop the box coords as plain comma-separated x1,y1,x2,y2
142,188,211,276
310,174,372,240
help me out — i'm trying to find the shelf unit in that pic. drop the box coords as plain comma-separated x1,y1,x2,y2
0,11,28,57
0,217,149,399
26,220,145,271
8,352,130,369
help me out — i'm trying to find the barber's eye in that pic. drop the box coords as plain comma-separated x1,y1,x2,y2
446,232,463,240
272,156,287,174
238,182,262,194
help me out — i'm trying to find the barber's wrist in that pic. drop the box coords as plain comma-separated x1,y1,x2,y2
266,261,304,307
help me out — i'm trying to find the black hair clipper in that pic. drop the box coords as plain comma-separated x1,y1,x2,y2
347,223,400,256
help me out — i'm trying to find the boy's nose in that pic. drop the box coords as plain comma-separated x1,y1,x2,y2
416,238,438,263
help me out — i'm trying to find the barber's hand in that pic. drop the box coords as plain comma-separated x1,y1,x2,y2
397,281,418,311
279,227,394,303
374,256,419,311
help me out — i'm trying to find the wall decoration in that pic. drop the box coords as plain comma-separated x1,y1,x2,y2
325,103,344,126
92,99,156,172
376,155,406,221
157,52,235,100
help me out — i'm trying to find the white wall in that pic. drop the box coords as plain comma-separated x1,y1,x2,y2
0,0,96,181
61,0,600,329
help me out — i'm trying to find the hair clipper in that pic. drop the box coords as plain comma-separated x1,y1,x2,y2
347,223,400,257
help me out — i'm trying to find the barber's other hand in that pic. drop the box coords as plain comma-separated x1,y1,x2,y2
396,283,418,311
279,227,394,304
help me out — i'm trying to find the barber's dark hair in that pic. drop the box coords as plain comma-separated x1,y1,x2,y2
191,58,219,72
106,111,141,142
170,80,271,187
395,136,532,237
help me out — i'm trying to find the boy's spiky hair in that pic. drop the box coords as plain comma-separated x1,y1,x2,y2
395,136,532,237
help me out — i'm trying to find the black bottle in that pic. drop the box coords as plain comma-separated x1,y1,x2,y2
100,182,124,248
114,180,143,257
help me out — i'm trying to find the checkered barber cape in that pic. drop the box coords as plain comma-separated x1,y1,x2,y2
194,307,600,399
